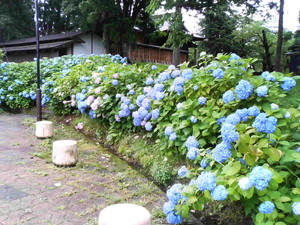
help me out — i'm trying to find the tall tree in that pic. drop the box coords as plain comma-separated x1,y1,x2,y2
0,0,34,41
39,0,74,35
62,0,150,59
199,2,237,55
274,0,284,71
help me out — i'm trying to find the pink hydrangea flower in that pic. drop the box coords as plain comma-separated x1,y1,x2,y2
115,115,121,122
86,96,95,105
112,73,119,79
75,122,84,130
94,77,101,84
95,87,101,94
141,121,146,126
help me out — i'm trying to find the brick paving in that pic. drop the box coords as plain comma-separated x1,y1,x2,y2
0,113,166,225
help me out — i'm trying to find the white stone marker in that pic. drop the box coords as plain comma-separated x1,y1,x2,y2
52,140,78,167
35,121,53,138
98,203,151,225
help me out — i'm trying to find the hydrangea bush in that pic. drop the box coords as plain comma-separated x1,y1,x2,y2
0,53,299,224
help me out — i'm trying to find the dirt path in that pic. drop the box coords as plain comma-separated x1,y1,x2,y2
0,113,166,225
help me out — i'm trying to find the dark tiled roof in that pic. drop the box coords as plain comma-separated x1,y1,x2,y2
0,31,82,47
2,40,75,52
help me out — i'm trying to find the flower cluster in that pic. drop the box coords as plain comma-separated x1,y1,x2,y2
252,113,277,134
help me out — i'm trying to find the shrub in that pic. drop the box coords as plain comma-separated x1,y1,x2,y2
0,52,299,224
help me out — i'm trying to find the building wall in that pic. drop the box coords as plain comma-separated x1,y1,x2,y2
4,49,58,63
73,33,106,55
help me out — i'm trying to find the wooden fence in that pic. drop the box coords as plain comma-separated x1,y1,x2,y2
129,43,188,64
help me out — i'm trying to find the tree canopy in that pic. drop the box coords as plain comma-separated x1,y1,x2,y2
0,0,34,41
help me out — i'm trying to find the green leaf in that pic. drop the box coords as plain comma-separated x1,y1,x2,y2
275,222,286,225
187,196,198,205
245,153,256,166
279,196,291,202
222,161,241,176
255,213,264,223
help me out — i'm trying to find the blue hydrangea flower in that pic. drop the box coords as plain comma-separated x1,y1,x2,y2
166,183,183,204
129,90,135,95
212,142,232,163
190,116,197,123
151,65,157,70
173,77,185,86
236,108,249,122
141,98,151,110
189,179,197,186
259,201,275,214
229,53,240,62
182,69,193,80
145,122,153,131
281,77,296,91
271,103,279,110
168,65,176,70
197,172,216,191
248,106,260,117
171,70,181,78
176,103,183,110
178,166,189,177
155,91,165,100
223,90,235,103
266,74,276,81
252,113,277,134
238,177,252,191
257,86,268,97
249,166,272,191
200,158,210,168
217,117,226,125
116,94,122,99
292,202,300,215
137,107,148,118
174,85,184,95
151,109,160,120
163,201,175,215
221,123,239,143
112,80,118,86
169,132,177,141
187,147,199,160
158,72,171,82
261,71,270,79
166,212,182,225
165,126,174,136
185,136,199,149
285,111,291,119
211,185,228,200
225,114,240,125
198,97,207,105
234,80,253,100
296,147,300,152
193,85,199,90
145,77,154,85
212,68,224,79
129,104,135,110
154,84,164,92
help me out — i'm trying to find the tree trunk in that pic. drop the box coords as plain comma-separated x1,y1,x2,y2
172,5,181,66
274,0,284,72
0,28,3,42
172,47,181,66
262,30,273,71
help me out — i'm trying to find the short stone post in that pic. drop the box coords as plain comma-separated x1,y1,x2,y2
98,203,151,225
52,140,78,167
35,121,53,138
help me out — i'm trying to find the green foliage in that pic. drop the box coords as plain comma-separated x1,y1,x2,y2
0,0,34,41
1,53,300,224
199,3,237,55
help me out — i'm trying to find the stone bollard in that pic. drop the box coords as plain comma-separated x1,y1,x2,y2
52,140,78,167
35,121,53,138
98,203,151,225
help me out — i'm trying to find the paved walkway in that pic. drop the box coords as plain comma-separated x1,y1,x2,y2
0,113,166,225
